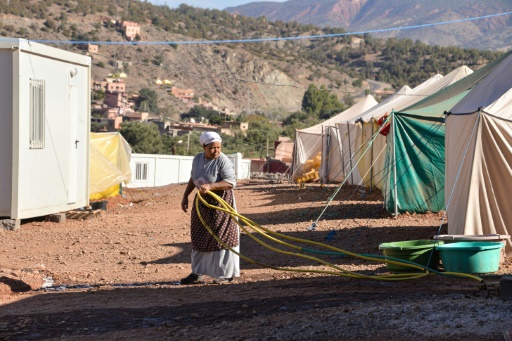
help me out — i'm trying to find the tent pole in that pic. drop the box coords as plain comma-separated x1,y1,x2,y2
336,127,344,183
291,131,298,179
347,122,354,185
341,126,345,179
370,119,374,193
323,127,330,183
392,113,398,217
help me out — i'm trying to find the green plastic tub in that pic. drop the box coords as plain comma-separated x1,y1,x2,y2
379,240,443,272
435,241,503,274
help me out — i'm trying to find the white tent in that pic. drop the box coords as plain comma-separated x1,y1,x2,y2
446,53,512,255
331,85,411,184
293,95,378,181
336,66,473,188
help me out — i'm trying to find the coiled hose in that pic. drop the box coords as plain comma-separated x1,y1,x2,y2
195,191,483,282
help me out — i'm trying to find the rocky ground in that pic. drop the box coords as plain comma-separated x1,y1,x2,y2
1,181,512,340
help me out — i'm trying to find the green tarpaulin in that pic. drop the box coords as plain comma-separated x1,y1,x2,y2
384,112,445,213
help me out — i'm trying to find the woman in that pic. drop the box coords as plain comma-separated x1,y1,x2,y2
180,131,240,285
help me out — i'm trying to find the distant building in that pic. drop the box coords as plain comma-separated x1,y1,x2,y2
171,86,194,100
220,121,249,137
92,78,126,93
106,79,126,93
274,137,294,163
121,21,141,41
124,111,149,122
166,122,220,137
110,60,125,69
351,37,364,49
104,92,128,108
78,44,98,54
108,116,124,131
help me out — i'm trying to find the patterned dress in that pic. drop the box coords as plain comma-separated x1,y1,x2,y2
189,152,240,279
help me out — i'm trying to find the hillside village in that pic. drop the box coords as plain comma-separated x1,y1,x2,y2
87,19,251,144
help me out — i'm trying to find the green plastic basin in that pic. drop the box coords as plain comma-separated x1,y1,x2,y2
435,241,503,274
379,240,443,272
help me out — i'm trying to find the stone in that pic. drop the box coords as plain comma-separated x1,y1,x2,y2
0,219,20,230
46,213,67,223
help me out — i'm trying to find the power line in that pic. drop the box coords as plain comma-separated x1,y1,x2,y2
16,11,512,46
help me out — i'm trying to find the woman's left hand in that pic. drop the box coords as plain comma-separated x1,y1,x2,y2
199,184,211,194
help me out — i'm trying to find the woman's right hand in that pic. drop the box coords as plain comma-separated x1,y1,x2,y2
181,197,188,213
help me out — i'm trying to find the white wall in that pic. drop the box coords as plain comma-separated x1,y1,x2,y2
127,153,251,188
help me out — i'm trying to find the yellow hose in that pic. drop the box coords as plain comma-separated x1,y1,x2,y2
194,190,482,282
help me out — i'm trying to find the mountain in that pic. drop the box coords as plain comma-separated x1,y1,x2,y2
226,0,512,51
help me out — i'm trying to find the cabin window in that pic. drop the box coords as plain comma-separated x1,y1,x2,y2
135,162,148,181
29,79,45,149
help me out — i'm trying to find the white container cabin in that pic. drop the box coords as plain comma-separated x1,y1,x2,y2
0,39,91,225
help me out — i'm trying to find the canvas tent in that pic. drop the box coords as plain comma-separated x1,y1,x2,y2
382,60,510,215
335,66,474,190
293,95,378,182
446,51,512,255
335,74,443,188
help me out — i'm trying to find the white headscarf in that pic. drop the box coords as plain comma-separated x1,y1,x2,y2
199,131,222,146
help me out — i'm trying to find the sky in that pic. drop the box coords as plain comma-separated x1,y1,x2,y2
148,0,287,11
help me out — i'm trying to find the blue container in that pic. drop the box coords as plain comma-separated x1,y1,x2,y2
435,241,503,274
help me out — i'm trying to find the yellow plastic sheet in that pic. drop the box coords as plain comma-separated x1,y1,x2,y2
295,152,321,183
89,132,132,200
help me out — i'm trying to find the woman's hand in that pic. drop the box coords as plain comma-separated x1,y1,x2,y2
198,183,211,194
181,197,189,213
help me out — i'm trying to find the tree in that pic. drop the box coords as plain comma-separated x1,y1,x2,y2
136,88,158,113
244,114,281,156
301,84,327,116
301,84,344,119
120,122,164,154
209,116,222,125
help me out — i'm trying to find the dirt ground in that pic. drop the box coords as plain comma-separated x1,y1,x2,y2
1,181,512,340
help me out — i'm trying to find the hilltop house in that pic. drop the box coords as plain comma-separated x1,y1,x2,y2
171,86,194,100
220,121,249,137
78,43,98,54
121,21,141,41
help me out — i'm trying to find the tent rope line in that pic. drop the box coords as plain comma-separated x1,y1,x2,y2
294,117,395,234
295,109,447,233
294,116,380,205
308,116,392,230
303,109,446,243
291,122,367,220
